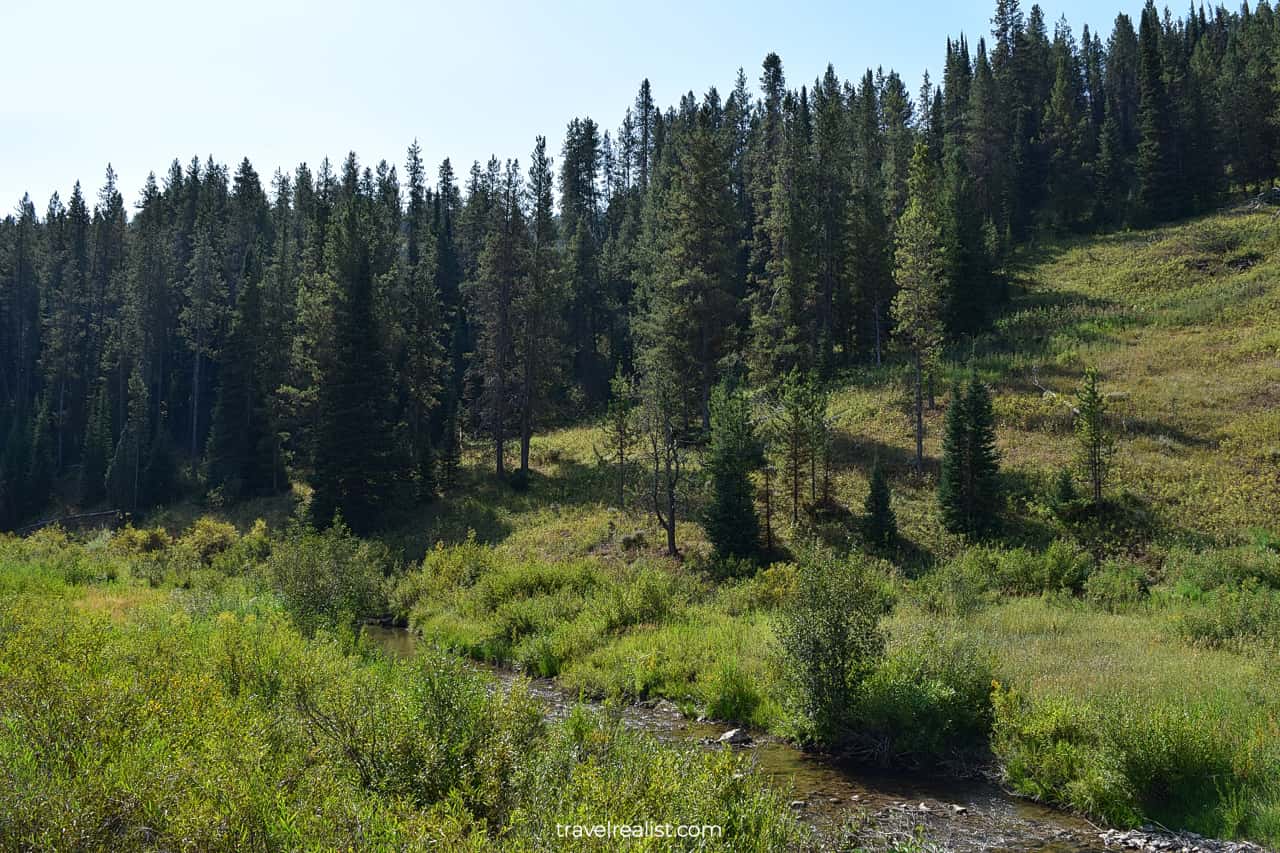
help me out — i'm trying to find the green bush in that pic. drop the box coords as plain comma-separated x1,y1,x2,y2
1179,580,1280,648
916,551,996,615
111,523,172,556
993,685,1275,834
1084,560,1147,612
264,521,391,632
0,594,799,851
858,623,995,761
775,549,888,745
705,660,764,723
995,540,1093,595
179,516,240,564
1166,544,1280,595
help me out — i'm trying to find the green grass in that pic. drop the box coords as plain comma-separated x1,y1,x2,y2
0,537,801,851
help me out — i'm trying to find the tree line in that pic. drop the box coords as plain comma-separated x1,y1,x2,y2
1,0,1277,534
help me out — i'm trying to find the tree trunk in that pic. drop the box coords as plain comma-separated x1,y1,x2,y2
763,465,773,552
616,434,626,510
191,350,201,460
913,355,924,475
873,301,883,366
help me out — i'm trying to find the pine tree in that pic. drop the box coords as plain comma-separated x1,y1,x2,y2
1043,21,1090,229
79,384,112,505
1135,1,1178,223
25,395,55,515
939,374,1002,537
770,370,821,524
516,137,563,475
603,366,635,510
469,159,526,479
636,92,739,428
437,398,462,495
180,219,227,460
393,141,445,501
1075,366,1114,511
206,272,282,499
310,154,406,534
704,382,761,560
106,368,149,512
891,143,946,475
863,458,897,549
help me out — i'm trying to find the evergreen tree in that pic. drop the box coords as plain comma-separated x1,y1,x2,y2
1075,366,1114,511
469,159,526,479
891,143,946,475
636,92,739,428
603,366,635,509
516,137,563,475
310,154,406,534
79,384,112,505
392,141,445,500
1135,1,1178,223
1042,21,1090,229
206,271,282,499
105,368,148,512
704,382,761,560
938,374,1002,537
863,458,897,549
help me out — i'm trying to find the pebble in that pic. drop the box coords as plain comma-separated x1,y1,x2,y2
717,728,752,746
1098,828,1271,853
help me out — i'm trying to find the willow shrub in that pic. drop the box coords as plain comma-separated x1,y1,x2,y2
0,588,799,851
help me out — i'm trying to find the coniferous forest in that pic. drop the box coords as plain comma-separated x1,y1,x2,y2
2,0,1276,531
4,0,1280,850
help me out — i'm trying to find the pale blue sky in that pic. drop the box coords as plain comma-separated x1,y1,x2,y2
2,0,1130,211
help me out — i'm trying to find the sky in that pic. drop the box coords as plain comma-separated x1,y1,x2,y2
2,0,1131,213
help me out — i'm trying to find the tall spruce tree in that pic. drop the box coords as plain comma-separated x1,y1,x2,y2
863,457,897,550
206,272,282,499
517,137,563,475
704,382,761,560
310,155,406,533
891,143,946,475
939,374,1001,537
469,159,527,478
1135,1,1178,223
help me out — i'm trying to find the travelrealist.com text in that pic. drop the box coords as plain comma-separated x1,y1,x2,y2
555,822,724,840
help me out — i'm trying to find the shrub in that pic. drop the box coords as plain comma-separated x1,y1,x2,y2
1084,560,1147,612
1166,545,1280,594
995,540,1092,595
1179,580,1280,648
265,521,391,632
992,687,1141,826
743,562,798,609
775,549,888,744
858,624,995,762
0,594,799,851
705,660,764,724
992,686,1258,832
111,524,172,556
179,516,239,565
916,551,996,616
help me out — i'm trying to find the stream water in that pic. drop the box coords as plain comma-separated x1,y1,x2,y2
365,625,1108,852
